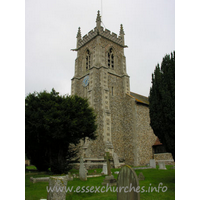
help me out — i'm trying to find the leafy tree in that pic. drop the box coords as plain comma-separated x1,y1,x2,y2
25,89,97,173
149,52,175,160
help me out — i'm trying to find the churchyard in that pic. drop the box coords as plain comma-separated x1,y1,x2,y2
25,164,175,200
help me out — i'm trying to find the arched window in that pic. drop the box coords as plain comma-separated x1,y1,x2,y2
108,48,114,69
86,49,90,70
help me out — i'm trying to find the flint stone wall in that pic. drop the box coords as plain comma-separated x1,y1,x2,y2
154,153,175,165
136,104,157,166
71,33,159,166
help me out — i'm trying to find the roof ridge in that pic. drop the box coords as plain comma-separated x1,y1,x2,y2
130,91,148,98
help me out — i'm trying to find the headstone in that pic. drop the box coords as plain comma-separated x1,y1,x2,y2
67,172,73,180
65,175,73,181
101,163,108,175
30,177,49,183
117,165,140,200
113,152,120,168
138,172,145,181
149,159,156,168
158,162,167,170
114,171,119,174
47,176,67,200
79,157,87,181
102,151,117,186
105,151,112,176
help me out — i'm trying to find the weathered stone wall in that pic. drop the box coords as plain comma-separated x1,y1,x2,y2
121,95,137,166
108,73,124,159
154,153,173,160
135,103,157,166
154,153,175,165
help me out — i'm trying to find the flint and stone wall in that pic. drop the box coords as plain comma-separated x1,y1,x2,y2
154,153,175,165
135,104,157,166
71,30,158,166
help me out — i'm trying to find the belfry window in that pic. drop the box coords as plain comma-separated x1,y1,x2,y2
86,49,90,70
108,48,114,69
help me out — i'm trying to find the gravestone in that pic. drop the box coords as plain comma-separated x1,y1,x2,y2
158,162,167,170
138,172,145,181
113,152,120,168
105,151,112,176
101,163,108,175
79,157,87,181
65,175,73,181
149,159,156,168
117,165,140,200
66,172,73,180
47,176,67,200
102,151,117,186
30,177,49,183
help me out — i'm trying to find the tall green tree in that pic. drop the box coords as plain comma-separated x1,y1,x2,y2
25,89,97,173
149,52,175,160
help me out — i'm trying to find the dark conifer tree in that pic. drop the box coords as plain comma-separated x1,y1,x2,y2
149,52,175,160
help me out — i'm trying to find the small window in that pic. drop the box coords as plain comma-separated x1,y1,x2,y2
108,48,114,69
86,50,90,70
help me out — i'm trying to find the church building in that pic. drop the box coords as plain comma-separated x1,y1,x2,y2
71,11,173,167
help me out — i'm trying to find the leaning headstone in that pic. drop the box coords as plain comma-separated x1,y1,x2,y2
158,162,167,170
138,172,145,181
117,165,140,200
101,163,108,175
113,152,120,168
79,157,87,181
149,159,156,168
47,176,67,200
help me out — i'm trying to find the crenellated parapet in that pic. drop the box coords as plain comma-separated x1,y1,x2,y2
74,11,127,51
75,26,127,50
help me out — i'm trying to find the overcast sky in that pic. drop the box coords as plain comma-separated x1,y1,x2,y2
25,0,175,97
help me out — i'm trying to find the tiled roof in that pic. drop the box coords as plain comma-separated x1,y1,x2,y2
153,137,163,146
130,92,149,105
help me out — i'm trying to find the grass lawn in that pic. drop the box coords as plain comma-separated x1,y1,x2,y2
25,165,175,200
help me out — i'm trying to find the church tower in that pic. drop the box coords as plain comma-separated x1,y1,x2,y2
70,11,172,167
71,11,134,164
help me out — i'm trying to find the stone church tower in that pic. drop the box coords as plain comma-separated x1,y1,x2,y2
71,11,158,166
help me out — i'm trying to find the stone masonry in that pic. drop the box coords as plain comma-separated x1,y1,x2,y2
71,11,164,166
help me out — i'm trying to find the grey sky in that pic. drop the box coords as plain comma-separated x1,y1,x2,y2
25,0,175,97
